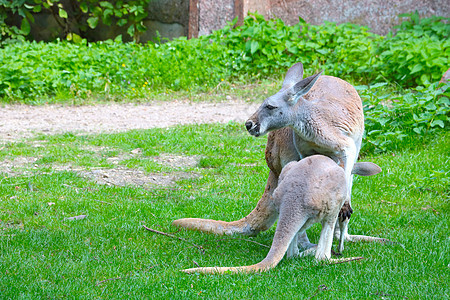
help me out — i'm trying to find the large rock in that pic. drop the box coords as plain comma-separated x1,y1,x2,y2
147,0,189,26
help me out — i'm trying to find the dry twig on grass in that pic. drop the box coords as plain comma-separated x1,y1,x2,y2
142,224,205,254
96,276,130,286
328,256,365,265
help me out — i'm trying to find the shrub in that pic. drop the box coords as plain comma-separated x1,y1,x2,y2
360,82,450,154
0,12,448,106
0,0,151,43
0,38,228,102
372,13,450,87
209,14,382,82
209,12,448,87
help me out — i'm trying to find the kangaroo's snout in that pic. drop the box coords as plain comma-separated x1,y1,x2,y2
245,120,260,137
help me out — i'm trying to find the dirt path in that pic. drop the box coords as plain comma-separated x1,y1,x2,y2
0,101,260,142
0,101,262,187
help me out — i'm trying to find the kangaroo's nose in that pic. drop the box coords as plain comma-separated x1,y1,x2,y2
245,120,253,131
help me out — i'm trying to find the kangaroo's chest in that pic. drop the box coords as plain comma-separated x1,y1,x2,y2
292,133,342,163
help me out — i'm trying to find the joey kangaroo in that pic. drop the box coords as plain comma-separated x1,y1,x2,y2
173,62,387,252
182,156,382,274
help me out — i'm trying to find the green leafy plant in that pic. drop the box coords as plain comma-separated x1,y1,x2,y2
210,13,382,81
360,82,450,153
395,11,449,40
0,0,35,42
373,14,450,87
79,0,151,42
211,12,448,87
0,0,151,43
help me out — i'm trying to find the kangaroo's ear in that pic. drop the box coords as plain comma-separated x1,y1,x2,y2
352,162,382,176
282,62,304,89
290,71,322,104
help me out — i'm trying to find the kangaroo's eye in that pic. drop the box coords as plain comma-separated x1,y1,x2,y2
266,104,277,110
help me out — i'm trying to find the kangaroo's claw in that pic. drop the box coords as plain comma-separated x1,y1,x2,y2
331,249,342,257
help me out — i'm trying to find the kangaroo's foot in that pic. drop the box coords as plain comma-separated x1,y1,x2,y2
181,266,257,274
181,261,274,274
295,231,317,251
344,234,391,243
298,245,317,258
326,257,364,264
335,202,390,250
334,225,391,244
298,247,342,259
173,194,278,236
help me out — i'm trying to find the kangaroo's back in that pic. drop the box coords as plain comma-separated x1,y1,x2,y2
303,75,364,139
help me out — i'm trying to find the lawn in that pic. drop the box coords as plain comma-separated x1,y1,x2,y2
0,123,448,299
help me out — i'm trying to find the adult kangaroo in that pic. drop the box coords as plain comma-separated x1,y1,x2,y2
173,62,386,251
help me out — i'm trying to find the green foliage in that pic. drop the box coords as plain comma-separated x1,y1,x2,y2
0,37,227,102
373,12,450,86
360,82,450,154
395,11,449,39
210,12,448,87
212,14,383,82
80,0,151,42
0,0,34,42
2,13,448,103
1,12,448,102
0,0,151,43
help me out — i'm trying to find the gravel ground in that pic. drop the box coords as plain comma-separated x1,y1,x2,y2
0,101,260,142
0,101,262,187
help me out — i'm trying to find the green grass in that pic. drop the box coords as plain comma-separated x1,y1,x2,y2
0,124,449,299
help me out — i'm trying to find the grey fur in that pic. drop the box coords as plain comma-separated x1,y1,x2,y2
182,155,381,274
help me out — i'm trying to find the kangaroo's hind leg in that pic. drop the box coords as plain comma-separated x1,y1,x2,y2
317,214,365,263
335,145,390,250
297,208,340,260
315,214,340,261
253,208,310,271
